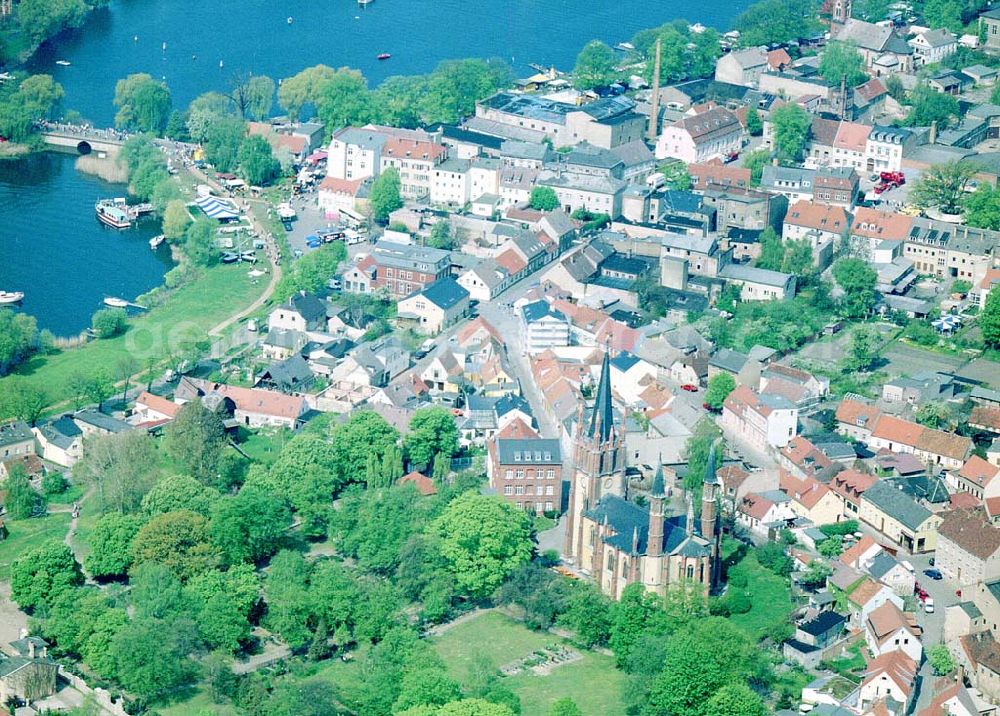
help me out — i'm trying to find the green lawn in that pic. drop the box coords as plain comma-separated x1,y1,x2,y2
0,512,71,580
726,553,795,641
432,611,625,716
1,264,264,409
157,686,239,716
238,428,293,468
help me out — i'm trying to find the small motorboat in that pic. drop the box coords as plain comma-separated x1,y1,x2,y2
55,60,71,66
104,297,129,308
377,53,391,61
149,234,166,249
0,291,24,305
239,252,258,263
221,252,239,264
287,16,293,24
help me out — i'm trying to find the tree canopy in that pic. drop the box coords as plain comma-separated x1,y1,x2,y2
370,166,404,222
573,40,618,90
770,103,812,163
114,73,172,134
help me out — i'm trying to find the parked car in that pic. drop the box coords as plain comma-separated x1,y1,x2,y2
923,568,943,580
680,384,699,392
925,598,935,613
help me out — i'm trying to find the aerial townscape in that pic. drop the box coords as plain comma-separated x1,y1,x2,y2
3,0,1000,714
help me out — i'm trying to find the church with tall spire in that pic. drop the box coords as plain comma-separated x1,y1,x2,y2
564,352,722,599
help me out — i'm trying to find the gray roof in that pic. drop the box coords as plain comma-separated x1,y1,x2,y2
719,263,793,289
74,409,131,434
862,480,933,531
583,493,710,557
258,354,314,392
333,127,389,151
373,240,450,272
499,139,551,161
522,300,566,324
709,347,749,374
496,438,561,464
837,19,913,54
867,551,902,580
587,351,615,444
37,416,82,450
537,169,625,196
0,420,33,448
760,165,815,191
915,28,956,48
661,232,716,255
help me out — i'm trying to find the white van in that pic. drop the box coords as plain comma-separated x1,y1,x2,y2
925,598,935,614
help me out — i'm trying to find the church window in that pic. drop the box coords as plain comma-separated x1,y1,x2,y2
686,564,694,579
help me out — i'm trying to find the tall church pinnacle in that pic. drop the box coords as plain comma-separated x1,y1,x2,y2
587,350,614,444
704,439,721,486
651,454,665,497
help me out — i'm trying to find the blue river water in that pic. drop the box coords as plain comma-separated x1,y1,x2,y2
3,0,747,335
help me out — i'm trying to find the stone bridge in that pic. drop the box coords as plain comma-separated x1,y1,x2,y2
41,129,126,157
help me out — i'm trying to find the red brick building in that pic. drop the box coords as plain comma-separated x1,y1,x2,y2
487,436,563,513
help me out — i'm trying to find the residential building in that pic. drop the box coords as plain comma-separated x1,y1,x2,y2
909,28,958,66
396,278,470,335
865,601,923,662
836,19,914,75
720,385,799,452
859,479,942,552
32,416,83,467
937,507,1000,586
327,126,389,181
175,377,309,429
984,8,1000,52
780,472,844,525
0,421,34,460
858,651,918,713
718,263,797,301
521,300,570,353
487,437,563,513
430,157,472,206
379,137,448,199
714,47,769,86
268,292,328,333
655,105,743,163
351,240,451,299
317,176,367,218
736,490,797,537
0,637,58,704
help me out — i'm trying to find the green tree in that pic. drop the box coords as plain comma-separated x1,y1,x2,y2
734,0,822,47
0,309,39,376
885,73,905,101
113,73,172,133
928,643,956,675
646,617,767,716
16,0,89,44
162,199,191,240
745,106,763,136
923,0,964,31
404,406,459,470
2,464,41,519
203,116,247,172
370,166,404,222
85,512,146,579
0,377,47,424
705,684,768,716
432,493,533,598
819,41,868,87
278,65,336,122
573,40,617,90
163,400,227,483
983,287,1000,348
229,73,276,120
661,160,693,190
756,227,784,270
832,258,878,319
130,509,216,580
210,487,292,565
905,84,960,128
782,237,816,278
274,241,347,300
428,220,455,250
916,401,955,430
844,325,880,372
818,536,843,557
182,216,220,267
770,103,812,163
142,474,221,516
963,183,1000,230
10,542,84,611
704,373,736,410
529,186,560,211
910,160,975,214
90,307,127,339
316,68,374,129
329,410,400,481
73,430,160,513
548,698,583,716
238,135,280,186
799,560,833,588
112,617,198,698
394,666,462,712
263,550,313,648
559,585,613,647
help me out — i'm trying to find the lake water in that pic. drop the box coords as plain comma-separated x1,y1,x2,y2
26,0,745,126
0,152,172,335
5,0,746,334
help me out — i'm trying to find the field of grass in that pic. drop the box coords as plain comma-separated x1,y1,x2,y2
1,264,264,409
157,686,239,716
726,553,795,641
239,428,293,468
0,512,71,580
432,611,625,716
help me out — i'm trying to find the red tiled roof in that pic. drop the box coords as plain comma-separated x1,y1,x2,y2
319,176,365,195
784,200,850,233
399,471,437,496
938,507,1000,560
382,137,447,163
833,121,872,153
863,649,918,697
971,405,1000,431
739,492,775,521
871,414,924,447
136,391,181,418
851,207,914,242
688,161,751,190
836,398,880,429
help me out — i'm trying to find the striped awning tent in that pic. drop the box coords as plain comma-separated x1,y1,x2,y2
195,195,240,220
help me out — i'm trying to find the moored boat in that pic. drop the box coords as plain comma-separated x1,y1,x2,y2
149,234,166,249
103,297,130,308
96,199,132,229
0,291,24,305
377,52,391,60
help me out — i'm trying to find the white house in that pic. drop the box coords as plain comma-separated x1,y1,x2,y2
858,651,917,713
457,260,511,302
655,105,743,163
521,300,570,353
396,278,470,336
909,28,958,66
327,127,389,181
721,385,799,451
318,176,366,218
429,158,471,206
865,601,923,662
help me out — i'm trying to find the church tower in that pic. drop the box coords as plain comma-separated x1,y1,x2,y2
700,440,723,589
646,460,665,559
564,350,626,566
831,0,852,28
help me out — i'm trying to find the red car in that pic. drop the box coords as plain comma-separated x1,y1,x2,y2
681,384,699,392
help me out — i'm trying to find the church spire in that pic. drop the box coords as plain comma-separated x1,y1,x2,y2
651,454,665,497
588,349,614,444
